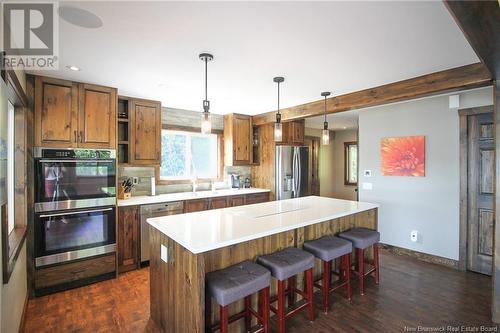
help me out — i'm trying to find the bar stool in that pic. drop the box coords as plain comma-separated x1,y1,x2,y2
303,236,352,313
205,260,271,333
339,228,380,295
257,247,315,333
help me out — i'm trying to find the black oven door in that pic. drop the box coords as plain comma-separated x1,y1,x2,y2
35,206,116,267
35,159,116,212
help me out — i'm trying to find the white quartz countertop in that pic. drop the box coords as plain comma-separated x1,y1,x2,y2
117,188,270,207
147,196,379,254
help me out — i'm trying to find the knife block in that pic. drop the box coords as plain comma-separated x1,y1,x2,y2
118,187,131,200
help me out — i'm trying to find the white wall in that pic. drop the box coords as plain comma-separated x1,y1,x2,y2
359,87,493,260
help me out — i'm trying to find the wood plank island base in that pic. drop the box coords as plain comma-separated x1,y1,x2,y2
147,196,379,332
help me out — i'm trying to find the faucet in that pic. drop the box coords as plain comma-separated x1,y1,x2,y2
192,177,198,193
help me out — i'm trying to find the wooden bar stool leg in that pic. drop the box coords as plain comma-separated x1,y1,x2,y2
287,276,296,308
357,248,365,295
220,305,229,333
305,268,315,321
205,293,211,333
244,295,252,331
373,243,380,284
345,254,352,300
259,287,270,333
322,260,331,313
277,280,286,333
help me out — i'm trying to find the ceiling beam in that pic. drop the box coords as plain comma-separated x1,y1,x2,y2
252,63,491,126
444,1,500,80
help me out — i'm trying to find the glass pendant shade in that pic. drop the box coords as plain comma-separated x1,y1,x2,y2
274,122,283,141
322,129,330,145
201,112,212,134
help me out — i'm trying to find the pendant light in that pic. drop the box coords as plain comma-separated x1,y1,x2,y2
321,91,331,145
199,53,213,134
273,76,284,141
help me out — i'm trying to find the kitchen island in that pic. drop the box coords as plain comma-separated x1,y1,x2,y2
147,196,379,332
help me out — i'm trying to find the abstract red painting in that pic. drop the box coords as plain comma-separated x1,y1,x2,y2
381,136,425,177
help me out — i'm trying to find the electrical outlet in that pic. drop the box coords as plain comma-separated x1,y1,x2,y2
161,244,168,263
410,230,419,243
132,177,139,185
364,170,372,177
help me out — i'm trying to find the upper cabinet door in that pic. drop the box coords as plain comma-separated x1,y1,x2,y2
224,114,252,166
78,84,117,149
233,115,251,163
35,76,78,147
130,99,161,165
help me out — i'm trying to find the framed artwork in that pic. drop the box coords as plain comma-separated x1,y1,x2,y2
381,135,425,177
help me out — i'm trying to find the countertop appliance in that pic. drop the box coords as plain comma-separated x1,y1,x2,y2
34,147,117,212
275,145,309,200
34,148,117,267
140,201,184,263
230,174,241,189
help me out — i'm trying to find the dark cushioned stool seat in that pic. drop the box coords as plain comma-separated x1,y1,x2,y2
206,260,271,306
303,236,352,262
257,247,314,281
339,228,380,249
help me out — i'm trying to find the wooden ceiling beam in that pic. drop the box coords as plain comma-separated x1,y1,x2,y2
252,63,491,125
444,1,500,80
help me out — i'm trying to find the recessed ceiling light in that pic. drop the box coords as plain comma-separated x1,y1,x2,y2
66,65,81,71
343,126,347,129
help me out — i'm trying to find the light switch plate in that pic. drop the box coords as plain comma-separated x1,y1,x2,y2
362,182,373,190
161,244,168,263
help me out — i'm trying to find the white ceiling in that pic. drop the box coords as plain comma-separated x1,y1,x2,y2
305,110,359,131
30,1,478,115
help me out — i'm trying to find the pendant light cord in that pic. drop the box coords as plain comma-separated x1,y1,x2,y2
277,81,280,115
324,96,327,122
204,57,208,102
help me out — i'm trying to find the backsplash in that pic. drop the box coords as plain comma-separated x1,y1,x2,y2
118,165,251,196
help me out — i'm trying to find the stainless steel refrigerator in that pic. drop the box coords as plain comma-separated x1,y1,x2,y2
275,146,309,200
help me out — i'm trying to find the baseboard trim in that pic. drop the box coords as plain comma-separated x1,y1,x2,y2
18,293,28,333
380,243,459,269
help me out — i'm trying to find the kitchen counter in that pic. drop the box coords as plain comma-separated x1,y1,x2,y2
148,195,379,333
147,196,379,254
117,187,270,207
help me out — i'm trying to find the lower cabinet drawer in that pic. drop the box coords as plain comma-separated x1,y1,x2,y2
245,192,270,205
35,253,116,289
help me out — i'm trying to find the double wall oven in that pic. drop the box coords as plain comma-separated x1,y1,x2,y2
34,148,116,267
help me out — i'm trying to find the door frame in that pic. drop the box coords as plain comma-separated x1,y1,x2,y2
458,105,494,271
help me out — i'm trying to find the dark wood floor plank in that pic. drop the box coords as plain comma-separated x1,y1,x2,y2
23,251,498,332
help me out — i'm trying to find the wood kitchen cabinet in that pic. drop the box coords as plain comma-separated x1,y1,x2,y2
185,199,210,213
278,120,305,145
34,76,117,149
227,195,245,207
128,98,162,165
118,206,140,273
210,197,228,209
35,76,78,147
245,192,270,205
224,114,252,166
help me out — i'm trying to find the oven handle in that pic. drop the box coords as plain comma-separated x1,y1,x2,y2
38,159,115,163
39,207,113,218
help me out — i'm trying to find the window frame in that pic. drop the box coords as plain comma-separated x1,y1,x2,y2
155,125,224,185
344,141,358,186
1,66,28,284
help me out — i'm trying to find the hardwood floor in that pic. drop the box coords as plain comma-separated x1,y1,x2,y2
24,251,498,333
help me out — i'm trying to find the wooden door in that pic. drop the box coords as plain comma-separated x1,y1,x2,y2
210,197,227,209
78,84,117,149
35,76,78,147
185,199,209,213
305,136,320,196
118,206,140,273
130,99,161,165
227,196,245,207
467,112,494,275
233,115,251,163
289,120,305,144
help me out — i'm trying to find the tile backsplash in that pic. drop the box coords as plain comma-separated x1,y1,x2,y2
118,165,252,196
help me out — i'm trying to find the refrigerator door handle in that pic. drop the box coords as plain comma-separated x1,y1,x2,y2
297,149,302,197
292,148,299,197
